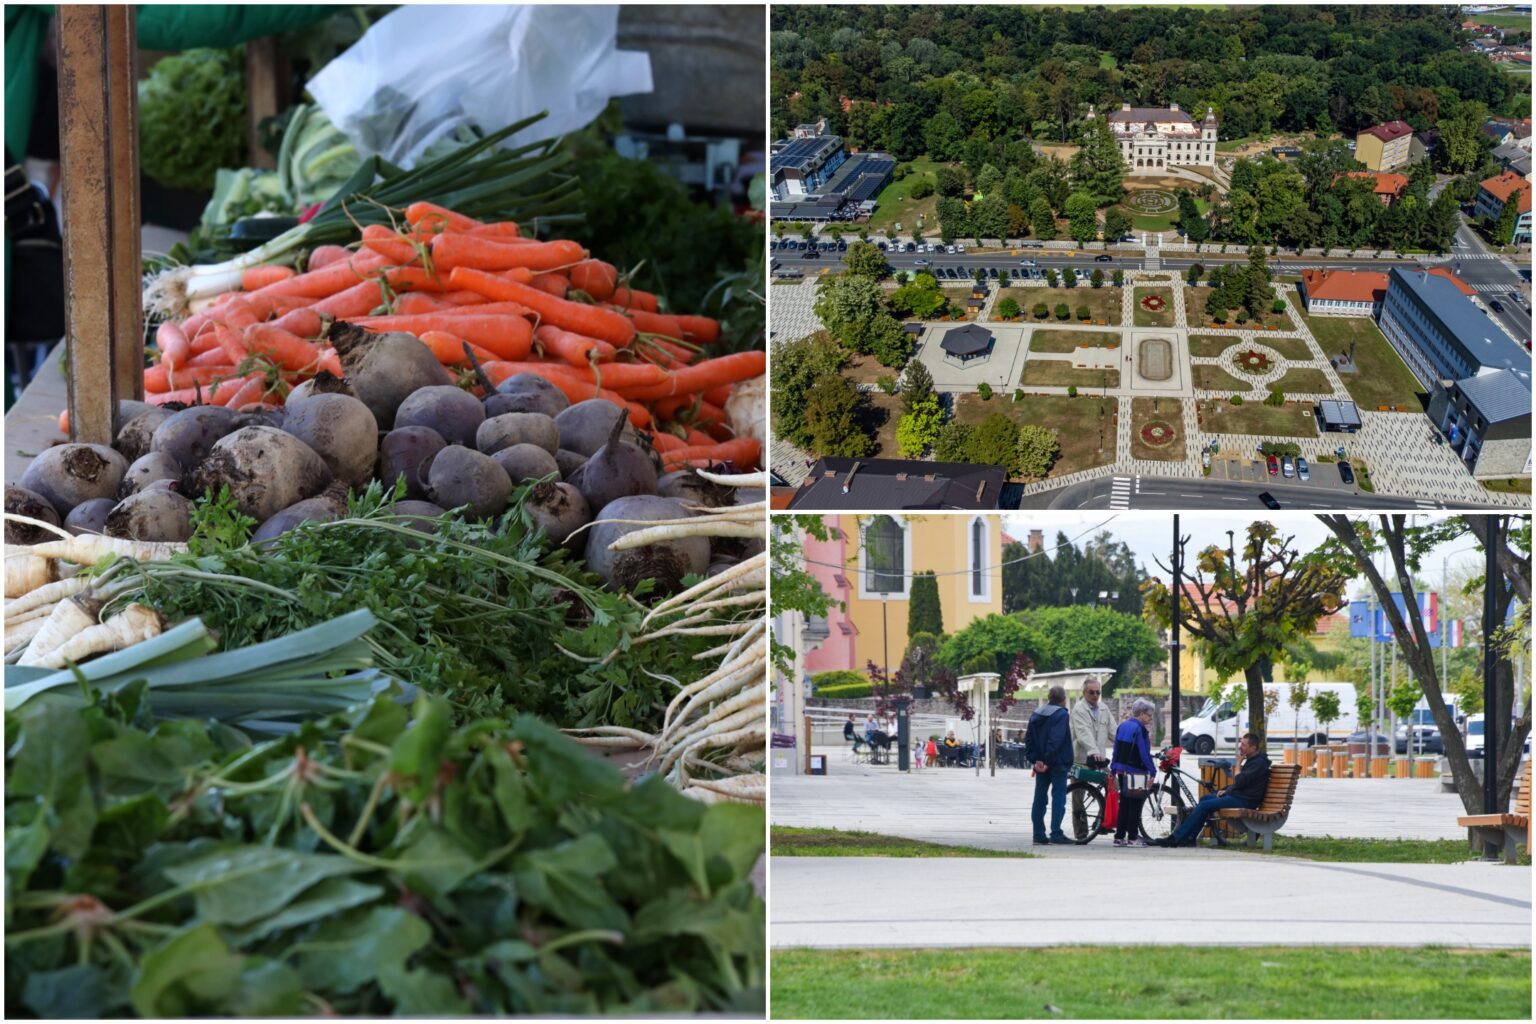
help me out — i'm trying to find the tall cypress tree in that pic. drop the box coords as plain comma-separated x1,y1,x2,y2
909,571,943,639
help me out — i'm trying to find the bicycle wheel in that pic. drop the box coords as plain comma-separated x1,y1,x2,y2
1140,784,1179,841
1065,781,1105,844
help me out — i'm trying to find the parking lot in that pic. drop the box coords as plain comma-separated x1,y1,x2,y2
1209,454,1357,494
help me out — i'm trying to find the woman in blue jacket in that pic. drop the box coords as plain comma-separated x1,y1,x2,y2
1111,698,1159,847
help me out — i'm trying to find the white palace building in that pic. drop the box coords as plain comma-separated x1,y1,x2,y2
1093,102,1218,173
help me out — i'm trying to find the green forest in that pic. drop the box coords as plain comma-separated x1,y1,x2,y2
771,5,1529,252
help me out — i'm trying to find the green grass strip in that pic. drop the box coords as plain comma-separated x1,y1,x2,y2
772,827,1032,859
771,946,1532,1019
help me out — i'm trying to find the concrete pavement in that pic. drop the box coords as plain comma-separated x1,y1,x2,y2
770,854,1532,949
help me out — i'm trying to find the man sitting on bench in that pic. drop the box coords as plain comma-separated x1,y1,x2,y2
1152,732,1271,848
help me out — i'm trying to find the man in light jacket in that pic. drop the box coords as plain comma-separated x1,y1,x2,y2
1068,679,1114,840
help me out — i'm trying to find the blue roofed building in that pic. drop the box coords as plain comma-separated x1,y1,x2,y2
771,134,847,201
1378,267,1529,388
1427,368,1532,480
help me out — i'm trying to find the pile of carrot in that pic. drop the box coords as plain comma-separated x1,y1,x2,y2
113,201,764,469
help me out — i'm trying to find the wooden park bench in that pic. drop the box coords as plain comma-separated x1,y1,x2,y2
1457,759,1530,864
1215,764,1301,851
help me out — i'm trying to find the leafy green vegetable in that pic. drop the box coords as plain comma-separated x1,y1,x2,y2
5,692,765,1017
138,49,247,192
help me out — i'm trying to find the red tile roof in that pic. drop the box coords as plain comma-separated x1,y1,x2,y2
1343,171,1409,197
1426,267,1478,297
1301,269,1388,304
1360,121,1413,142
1480,171,1533,214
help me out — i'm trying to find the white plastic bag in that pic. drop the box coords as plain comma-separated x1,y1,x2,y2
307,4,652,167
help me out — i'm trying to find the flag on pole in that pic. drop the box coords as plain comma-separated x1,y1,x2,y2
1445,619,1464,648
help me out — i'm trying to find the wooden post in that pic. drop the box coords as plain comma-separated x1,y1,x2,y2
244,37,282,170
56,5,142,443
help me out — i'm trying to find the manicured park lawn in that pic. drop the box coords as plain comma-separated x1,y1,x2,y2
1259,333,1315,361
867,157,942,237
1186,287,1294,331
1019,360,1119,389
772,827,1030,859
1198,398,1319,438
1271,367,1333,395
1302,313,1427,411
1001,287,1120,324
944,288,980,316
1130,397,1186,461
1133,287,1174,327
1193,364,1250,392
1188,334,1240,358
1028,329,1120,353
770,946,1533,1019
1483,477,1533,495
955,392,1115,477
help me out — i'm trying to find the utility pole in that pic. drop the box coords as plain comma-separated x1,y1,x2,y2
1171,515,1182,747
1481,533,1499,828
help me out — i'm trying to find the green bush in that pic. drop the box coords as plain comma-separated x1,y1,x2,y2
1055,303,1070,320
977,381,993,401
1067,384,1078,398
812,670,873,699
1075,305,1090,321
1033,302,1049,319
1013,387,1025,402
961,654,994,676
1271,298,1286,314
876,374,900,395
1259,441,1303,457
1264,387,1284,407
1230,394,1244,405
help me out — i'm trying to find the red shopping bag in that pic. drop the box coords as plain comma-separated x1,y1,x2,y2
1103,781,1119,830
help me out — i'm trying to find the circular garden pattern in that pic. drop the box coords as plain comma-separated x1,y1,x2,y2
1123,189,1177,214
1139,293,1167,313
1235,349,1271,375
1140,421,1177,448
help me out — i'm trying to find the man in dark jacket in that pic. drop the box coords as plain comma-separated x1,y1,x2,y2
1024,685,1074,844
1154,732,1272,847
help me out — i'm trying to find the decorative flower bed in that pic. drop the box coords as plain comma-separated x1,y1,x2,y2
1236,349,1271,374
1139,294,1167,312
1140,421,1177,447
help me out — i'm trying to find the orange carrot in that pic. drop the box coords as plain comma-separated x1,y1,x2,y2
308,245,352,271
646,337,698,366
145,363,239,393
300,279,387,322
417,330,501,368
430,233,587,273
608,305,684,338
463,221,521,238
188,346,232,367
703,384,733,407
653,396,727,425
317,348,343,376
146,373,262,408
377,266,450,293
661,437,761,468
56,409,68,433
269,307,324,340
223,376,271,410
405,201,482,233
241,265,297,291
438,289,490,306
343,312,532,361
360,224,427,266
480,361,651,427
247,249,390,301
676,315,721,344
611,286,659,312
394,292,457,316
647,431,686,453
244,324,322,372
157,321,190,371
569,259,618,301
529,272,570,298
449,268,636,347
534,324,601,367
621,351,766,401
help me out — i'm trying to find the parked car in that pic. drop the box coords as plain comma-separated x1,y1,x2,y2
904,242,915,252
1266,455,1279,475
1345,730,1394,757
1095,254,1113,262
802,249,819,259
877,241,887,251
946,244,956,254
1281,456,1295,478
1394,723,1443,755
837,239,847,251
989,267,999,277
1258,491,1282,509
1338,461,1356,485
957,243,966,253
1296,457,1309,481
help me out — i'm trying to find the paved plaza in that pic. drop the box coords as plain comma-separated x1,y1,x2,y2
770,752,1532,949
768,275,1526,507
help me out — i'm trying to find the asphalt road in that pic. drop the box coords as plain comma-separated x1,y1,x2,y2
1022,474,1494,510
1445,218,1531,344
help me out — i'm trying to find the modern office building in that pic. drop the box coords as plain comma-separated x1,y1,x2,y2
769,125,895,218
1427,368,1532,479
1098,103,1217,172
1355,121,1415,171
1377,267,1529,390
770,134,846,200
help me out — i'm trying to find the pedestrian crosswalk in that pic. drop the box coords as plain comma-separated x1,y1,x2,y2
1109,476,1133,509
1415,499,1446,509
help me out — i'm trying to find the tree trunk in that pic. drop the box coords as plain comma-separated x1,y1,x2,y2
1244,662,1268,744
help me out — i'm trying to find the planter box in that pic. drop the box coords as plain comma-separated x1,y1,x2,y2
1282,748,1298,765
1332,751,1350,777
1371,759,1388,778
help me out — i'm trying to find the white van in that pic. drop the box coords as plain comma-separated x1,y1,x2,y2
1180,681,1358,753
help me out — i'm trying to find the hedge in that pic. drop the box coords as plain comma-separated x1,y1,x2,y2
812,670,873,699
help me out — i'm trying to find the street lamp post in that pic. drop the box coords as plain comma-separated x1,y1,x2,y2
1171,514,1183,748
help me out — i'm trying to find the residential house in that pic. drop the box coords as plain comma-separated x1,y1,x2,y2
1354,121,1414,172
800,514,1005,675
1340,171,1410,206
786,457,1007,510
1475,171,1533,244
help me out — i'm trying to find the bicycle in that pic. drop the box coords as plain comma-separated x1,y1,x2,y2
1139,746,1218,842
1064,760,1112,845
